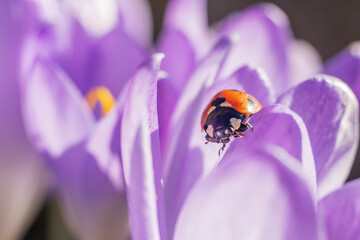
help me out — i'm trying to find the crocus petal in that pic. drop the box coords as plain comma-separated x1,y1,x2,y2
215,3,291,95
0,2,47,239
86,97,125,190
221,104,316,198
121,54,167,240
52,141,129,240
157,29,196,93
20,56,95,157
89,20,147,95
157,77,178,157
288,39,322,86
163,0,209,57
49,17,147,96
163,37,233,238
277,75,359,198
324,42,360,102
116,0,153,48
318,178,360,240
48,87,128,239
174,145,317,240
32,0,152,45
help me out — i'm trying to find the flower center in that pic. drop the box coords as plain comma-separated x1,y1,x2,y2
85,86,115,116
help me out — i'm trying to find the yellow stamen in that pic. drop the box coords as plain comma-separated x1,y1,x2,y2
85,86,115,116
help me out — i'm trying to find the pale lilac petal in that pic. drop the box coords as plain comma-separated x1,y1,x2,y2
222,105,316,198
49,86,128,239
90,21,147,95
215,3,291,95
174,145,317,240
318,179,360,240
288,39,322,86
324,42,360,102
116,0,153,48
120,54,167,240
163,0,209,57
157,77,178,157
157,29,196,93
277,75,359,198
33,0,152,46
164,37,233,238
0,2,47,239
86,97,125,190
20,56,95,157
52,18,147,95
52,142,129,240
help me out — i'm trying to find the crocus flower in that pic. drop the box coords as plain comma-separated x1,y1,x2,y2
0,2,48,239
16,0,360,240
18,0,153,239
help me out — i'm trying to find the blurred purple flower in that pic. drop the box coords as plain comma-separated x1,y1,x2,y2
0,2,48,239
12,0,360,240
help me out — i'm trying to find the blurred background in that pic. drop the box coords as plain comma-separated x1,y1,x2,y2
23,0,360,239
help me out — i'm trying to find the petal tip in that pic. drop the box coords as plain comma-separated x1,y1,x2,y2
312,74,358,102
149,53,165,70
348,41,360,58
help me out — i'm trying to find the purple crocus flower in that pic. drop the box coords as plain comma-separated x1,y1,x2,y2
18,0,153,239
13,0,360,240
0,2,48,239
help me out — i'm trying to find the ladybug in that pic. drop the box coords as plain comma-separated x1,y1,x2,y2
201,90,262,154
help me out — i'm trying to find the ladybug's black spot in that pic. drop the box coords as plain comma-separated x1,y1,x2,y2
247,98,255,105
211,97,226,107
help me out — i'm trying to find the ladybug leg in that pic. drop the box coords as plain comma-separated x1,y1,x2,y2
233,133,246,138
218,143,226,156
237,122,253,132
205,138,220,144
246,122,253,131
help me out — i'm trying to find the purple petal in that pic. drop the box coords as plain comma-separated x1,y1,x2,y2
173,145,317,240
163,37,233,238
318,178,360,240
222,104,316,197
50,86,128,239
52,142,129,240
0,2,47,239
277,75,359,198
33,0,152,47
120,54,167,240
51,18,147,96
20,56,95,157
157,29,196,93
89,21,148,95
86,97,125,190
163,0,209,57
157,77,179,157
324,42,360,102
288,39,322,86
116,0,153,48
215,3,291,95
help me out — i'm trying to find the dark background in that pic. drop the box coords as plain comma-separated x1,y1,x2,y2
24,0,360,239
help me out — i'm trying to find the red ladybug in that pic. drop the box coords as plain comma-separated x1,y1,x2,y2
201,90,262,154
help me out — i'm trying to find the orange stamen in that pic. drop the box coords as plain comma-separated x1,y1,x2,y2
85,86,115,116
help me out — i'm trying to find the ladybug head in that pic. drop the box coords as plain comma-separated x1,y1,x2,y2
204,125,234,144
